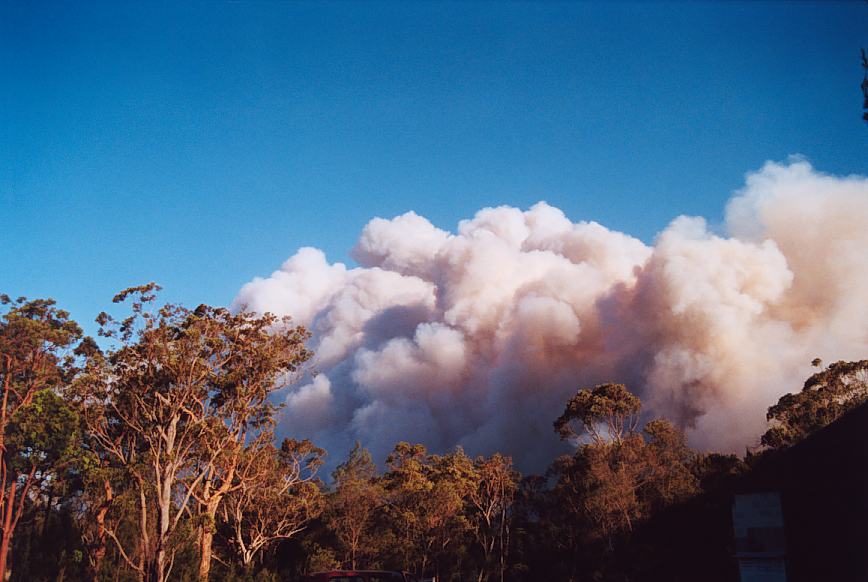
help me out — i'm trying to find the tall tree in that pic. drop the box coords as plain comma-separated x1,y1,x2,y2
554,383,641,446
326,443,383,570
0,295,83,581
382,443,474,577
382,443,432,573
418,449,475,580
72,284,312,582
223,438,324,568
552,384,697,560
187,302,311,582
467,453,517,582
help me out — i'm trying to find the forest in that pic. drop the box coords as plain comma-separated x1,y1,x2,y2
0,286,865,582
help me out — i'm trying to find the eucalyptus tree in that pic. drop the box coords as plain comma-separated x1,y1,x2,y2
73,284,312,582
326,443,383,570
381,443,476,578
223,438,324,568
0,295,84,581
552,384,697,554
187,303,311,582
467,453,518,582
762,359,868,449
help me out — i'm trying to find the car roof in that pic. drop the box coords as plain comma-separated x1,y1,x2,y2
306,572,411,582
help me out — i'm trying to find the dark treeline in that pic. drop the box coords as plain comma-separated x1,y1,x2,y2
1,287,865,582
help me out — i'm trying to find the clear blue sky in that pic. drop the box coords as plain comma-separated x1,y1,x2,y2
2,1,867,336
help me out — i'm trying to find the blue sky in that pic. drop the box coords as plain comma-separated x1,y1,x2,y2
2,1,867,336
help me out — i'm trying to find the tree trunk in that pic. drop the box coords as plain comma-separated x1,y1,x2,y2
0,482,16,582
241,548,255,567
0,359,9,582
499,507,507,582
149,551,166,582
197,474,231,582
0,534,10,582
89,478,113,581
152,474,173,582
197,513,216,581
136,481,148,582
501,528,509,582
153,421,178,582
154,542,167,582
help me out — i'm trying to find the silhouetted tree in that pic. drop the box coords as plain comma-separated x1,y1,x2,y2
862,49,868,122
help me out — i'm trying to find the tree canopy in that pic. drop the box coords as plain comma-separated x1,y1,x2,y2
762,359,868,449
0,287,863,582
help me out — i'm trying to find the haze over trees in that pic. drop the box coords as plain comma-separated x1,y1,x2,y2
0,289,863,581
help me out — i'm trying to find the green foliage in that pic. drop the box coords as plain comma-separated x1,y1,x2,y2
305,543,340,573
326,443,385,570
3,289,863,582
691,453,747,494
0,295,83,371
554,383,641,445
0,295,89,581
67,285,316,582
5,389,80,473
334,441,377,484
530,384,700,580
762,359,868,449
224,438,326,566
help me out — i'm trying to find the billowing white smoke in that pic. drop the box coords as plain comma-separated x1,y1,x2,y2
233,160,868,471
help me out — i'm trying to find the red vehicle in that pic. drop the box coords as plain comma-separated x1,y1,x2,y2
304,571,419,582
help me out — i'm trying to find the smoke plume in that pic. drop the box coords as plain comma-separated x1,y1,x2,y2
233,160,868,471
